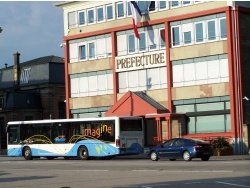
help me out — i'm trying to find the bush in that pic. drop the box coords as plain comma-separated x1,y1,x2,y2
211,137,233,154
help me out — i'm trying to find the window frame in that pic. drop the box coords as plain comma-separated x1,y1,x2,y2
106,4,114,21
159,28,166,49
68,11,77,29
88,41,96,60
159,1,167,10
207,19,217,42
219,17,227,40
170,1,181,9
116,2,125,19
87,8,96,25
127,1,132,17
128,34,136,54
78,10,86,26
138,32,147,52
97,6,105,23
183,31,192,45
171,25,181,47
79,43,87,61
182,1,192,6
194,21,205,44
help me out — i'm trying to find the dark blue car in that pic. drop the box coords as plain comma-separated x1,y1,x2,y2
146,138,213,161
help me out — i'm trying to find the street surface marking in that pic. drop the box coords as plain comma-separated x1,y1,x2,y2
142,184,170,188
216,181,250,187
184,182,201,184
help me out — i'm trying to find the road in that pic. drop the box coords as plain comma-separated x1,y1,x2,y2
0,155,249,188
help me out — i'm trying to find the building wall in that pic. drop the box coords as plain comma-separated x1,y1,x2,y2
58,1,250,153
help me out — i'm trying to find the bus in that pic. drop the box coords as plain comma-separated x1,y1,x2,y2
6,116,144,160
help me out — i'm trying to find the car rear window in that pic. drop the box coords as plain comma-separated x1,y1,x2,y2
188,139,206,144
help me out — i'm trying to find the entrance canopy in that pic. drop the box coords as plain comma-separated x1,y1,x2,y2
105,91,169,117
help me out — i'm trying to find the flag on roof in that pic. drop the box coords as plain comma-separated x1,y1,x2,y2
130,1,142,39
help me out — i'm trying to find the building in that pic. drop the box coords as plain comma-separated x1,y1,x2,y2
56,1,250,154
0,53,65,154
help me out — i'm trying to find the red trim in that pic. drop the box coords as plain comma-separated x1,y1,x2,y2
111,31,118,103
64,40,71,119
236,8,243,138
226,8,236,137
165,21,173,112
63,7,230,42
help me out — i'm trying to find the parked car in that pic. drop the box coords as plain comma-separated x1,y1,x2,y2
146,138,213,161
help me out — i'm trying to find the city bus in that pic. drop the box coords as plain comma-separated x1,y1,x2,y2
6,116,144,160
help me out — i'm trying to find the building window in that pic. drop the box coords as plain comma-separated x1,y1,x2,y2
170,1,180,8
172,55,229,87
88,42,95,59
207,20,216,41
159,1,167,9
78,11,86,26
117,2,125,18
160,29,166,48
149,1,156,12
20,68,31,84
127,1,132,16
0,97,3,109
106,4,113,20
172,26,180,46
68,11,77,29
79,45,86,60
128,34,136,53
182,1,191,5
183,31,192,44
175,99,231,134
171,15,226,47
118,67,167,93
195,22,204,43
97,6,104,22
219,18,227,39
70,71,113,97
139,33,146,51
87,8,95,24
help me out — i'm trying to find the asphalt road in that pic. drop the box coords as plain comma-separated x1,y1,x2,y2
0,155,249,188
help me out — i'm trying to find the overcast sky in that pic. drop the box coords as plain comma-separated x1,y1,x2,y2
0,1,64,69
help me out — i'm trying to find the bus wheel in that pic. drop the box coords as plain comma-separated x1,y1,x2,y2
78,146,89,160
24,147,33,160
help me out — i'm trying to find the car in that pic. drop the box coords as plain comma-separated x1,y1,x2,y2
146,138,213,161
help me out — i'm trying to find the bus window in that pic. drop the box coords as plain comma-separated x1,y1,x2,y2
8,125,20,144
53,123,68,143
81,121,115,142
120,119,142,131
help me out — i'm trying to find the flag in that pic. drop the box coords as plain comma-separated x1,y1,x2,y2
130,1,142,39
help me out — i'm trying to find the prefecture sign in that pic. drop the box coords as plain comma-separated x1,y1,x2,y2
115,50,166,72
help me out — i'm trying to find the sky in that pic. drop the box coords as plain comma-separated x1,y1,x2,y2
0,1,64,69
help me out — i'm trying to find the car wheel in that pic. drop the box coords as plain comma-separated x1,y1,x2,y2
150,151,159,161
183,151,191,161
78,146,89,160
169,159,176,161
24,147,33,160
201,156,210,161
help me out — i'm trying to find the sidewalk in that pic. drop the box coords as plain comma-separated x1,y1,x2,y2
115,153,250,160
